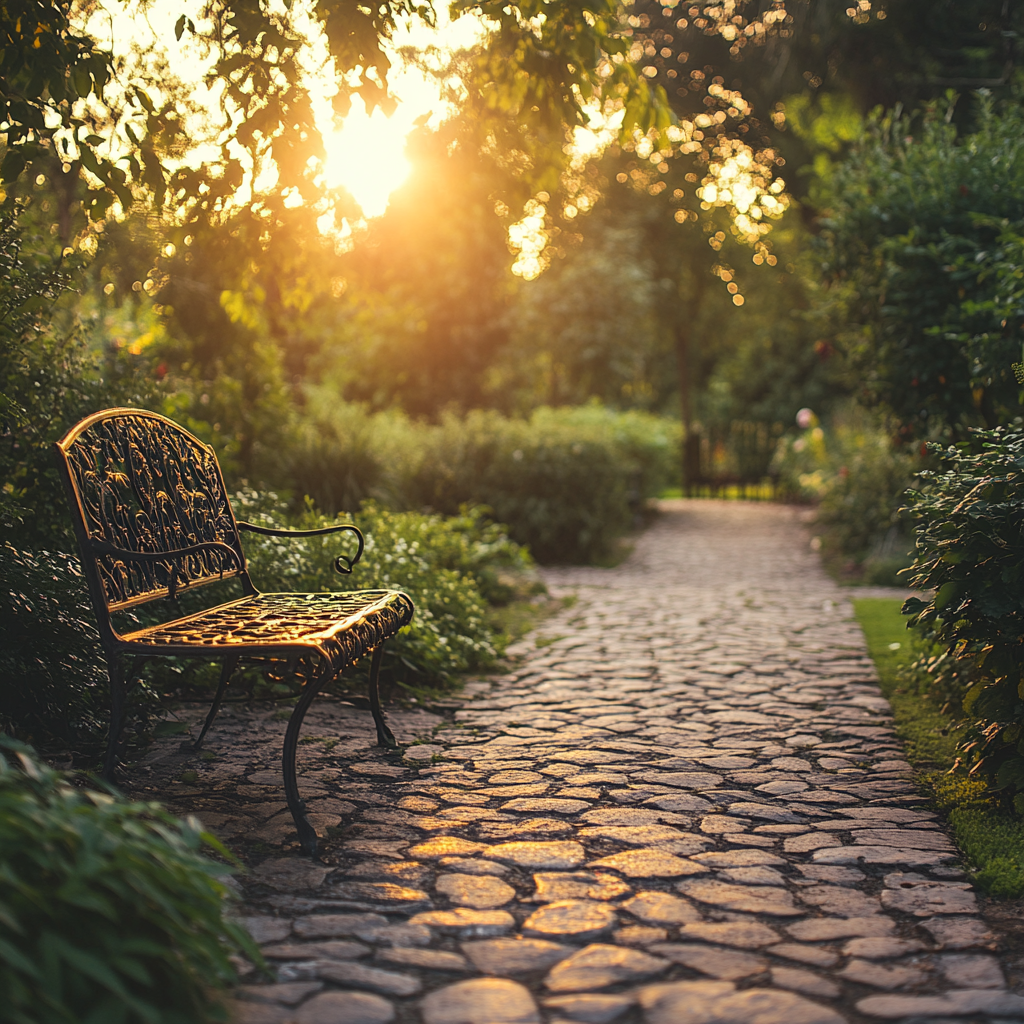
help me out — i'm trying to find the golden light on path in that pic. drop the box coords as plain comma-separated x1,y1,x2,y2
320,99,413,219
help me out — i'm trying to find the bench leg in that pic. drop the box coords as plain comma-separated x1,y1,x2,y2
282,660,331,857
101,655,147,780
193,653,238,751
368,645,397,749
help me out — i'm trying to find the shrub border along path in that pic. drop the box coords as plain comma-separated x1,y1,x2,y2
132,500,1024,1023
853,597,1024,898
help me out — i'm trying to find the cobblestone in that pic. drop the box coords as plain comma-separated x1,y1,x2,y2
129,501,1019,1023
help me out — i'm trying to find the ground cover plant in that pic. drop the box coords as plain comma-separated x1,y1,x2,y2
0,739,256,1024
854,597,1024,898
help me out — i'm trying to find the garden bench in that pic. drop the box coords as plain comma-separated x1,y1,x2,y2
55,408,414,855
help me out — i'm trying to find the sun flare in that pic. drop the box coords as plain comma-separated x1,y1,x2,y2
81,2,487,224
321,101,413,219
315,13,488,221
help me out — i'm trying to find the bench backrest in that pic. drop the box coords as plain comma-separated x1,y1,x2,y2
55,409,252,628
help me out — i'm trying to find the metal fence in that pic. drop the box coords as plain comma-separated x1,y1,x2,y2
683,420,784,499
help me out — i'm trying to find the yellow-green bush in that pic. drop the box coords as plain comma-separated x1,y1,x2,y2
283,398,682,563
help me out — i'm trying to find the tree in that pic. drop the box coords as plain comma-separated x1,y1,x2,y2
0,0,673,222
497,223,665,410
318,119,519,416
505,0,1023,484
816,96,1024,440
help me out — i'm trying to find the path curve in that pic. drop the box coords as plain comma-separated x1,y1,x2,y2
147,500,1019,1023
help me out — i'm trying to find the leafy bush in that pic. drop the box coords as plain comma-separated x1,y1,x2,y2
0,544,165,757
282,400,681,564
0,738,255,1024
903,427,1024,807
818,96,1024,437
235,491,537,686
0,207,157,551
773,403,918,571
0,545,110,751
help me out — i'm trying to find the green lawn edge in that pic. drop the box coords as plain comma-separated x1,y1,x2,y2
853,597,1024,898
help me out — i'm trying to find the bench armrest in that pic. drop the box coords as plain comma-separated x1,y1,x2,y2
236,521,364,575
88,539,242,599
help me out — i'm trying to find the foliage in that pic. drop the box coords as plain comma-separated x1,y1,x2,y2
0,204,72,530
854,597,1024,898
903,427,1024,809
0,545,111,753
773,403,918,571
698,223,844,432
0,738,256,1024
274,400,680,564
0,0,672,221
313,124,519,417
621,0,1022,213
403,408,639,564
495,226,664,409
817,96,1024,438
0,204,157,550
901,423,1024,806
235,492,537,686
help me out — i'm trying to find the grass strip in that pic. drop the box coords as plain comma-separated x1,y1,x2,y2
853,597,1024,897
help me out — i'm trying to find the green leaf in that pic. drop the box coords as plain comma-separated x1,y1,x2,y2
935,581,961,611
0,149,27,185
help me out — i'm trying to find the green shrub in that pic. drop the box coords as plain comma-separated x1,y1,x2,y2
773,403,918,568
0,207,158,552
234,491,537,686
402,409,633,564
0,738,255,1024
818,96,1024,437
903,427,1024,807
0,545,164,757
527,405,681,504
280,398,392,515
279,398,681,564
0,545,110,752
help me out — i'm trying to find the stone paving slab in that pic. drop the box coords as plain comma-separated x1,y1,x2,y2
128,500,1024,1023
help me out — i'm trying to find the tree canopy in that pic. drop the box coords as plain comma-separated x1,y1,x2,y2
0,0,673,220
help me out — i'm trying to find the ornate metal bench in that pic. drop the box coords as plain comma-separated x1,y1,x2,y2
55,408,414,855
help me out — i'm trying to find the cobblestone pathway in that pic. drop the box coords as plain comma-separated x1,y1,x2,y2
135,500,1023,1024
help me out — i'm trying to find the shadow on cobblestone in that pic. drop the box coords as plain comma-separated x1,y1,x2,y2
127,500,1024,1024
